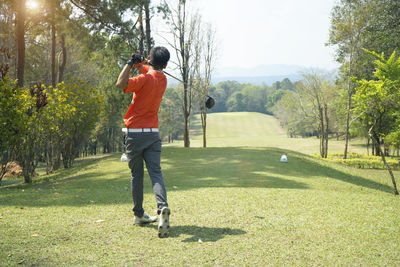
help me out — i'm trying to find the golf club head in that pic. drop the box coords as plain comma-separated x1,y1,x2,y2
205,96,215,109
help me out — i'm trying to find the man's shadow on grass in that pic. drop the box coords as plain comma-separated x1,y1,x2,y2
143,224,246,242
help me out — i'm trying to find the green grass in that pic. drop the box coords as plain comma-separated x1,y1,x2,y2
1,112,400,266
167,112,368,155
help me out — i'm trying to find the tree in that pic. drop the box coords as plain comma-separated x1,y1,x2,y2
328,0,400,158
159,87,184,143
15,0,26,87
50,0,57,87
266,89,285,114
0,77,25,183
353,50,400,195
227,91,246,112
14,83,48,183
144,0,152,54
14,79,103,182
299,72,336,158
274,72,337,157
164,1,203,147
280,78,295,90
208,80,242,113
0,0,169,179
328,0,372,159
274,90,317,138
198,24,217,147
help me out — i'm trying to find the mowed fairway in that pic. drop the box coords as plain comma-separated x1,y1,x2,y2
1,112,400,266
173,112,367,155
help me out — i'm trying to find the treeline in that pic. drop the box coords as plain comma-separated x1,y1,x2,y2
0,0,218,183
275,0,400,195
216,0,400,163
0,0,173,183
208,78,295,115
326,0,400,161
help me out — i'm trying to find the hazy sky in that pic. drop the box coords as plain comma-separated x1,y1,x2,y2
153,0,339,73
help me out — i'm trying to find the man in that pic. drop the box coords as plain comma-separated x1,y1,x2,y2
116,46,171,238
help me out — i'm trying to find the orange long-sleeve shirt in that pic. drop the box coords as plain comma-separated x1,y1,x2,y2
123,65,167,128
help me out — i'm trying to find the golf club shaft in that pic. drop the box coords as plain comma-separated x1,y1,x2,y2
162,70,183,83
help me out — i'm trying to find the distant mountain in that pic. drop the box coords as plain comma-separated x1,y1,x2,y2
212,74,303,86
212,64,335,85
215,64,307,77
166,64,337,86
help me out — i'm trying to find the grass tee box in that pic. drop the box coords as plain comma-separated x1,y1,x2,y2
1,146,400,266
1,112,400,265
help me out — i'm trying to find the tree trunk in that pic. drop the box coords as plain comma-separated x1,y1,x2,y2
138,6,144,55
16,0,26,87
58,34,66,83
144,0,152,55
201,110,207,148
372,138,375,156
324,104,329,157
23,167,32,183
21,138,35,183
369,128,398,195
344,48,354,159
375,139,398,195
183,108,190,147
374,136,381,156
319,129,324,158
343,89,352,159
319,106,327,158
0,152,10,185
51,21,56,87
383,141,388,156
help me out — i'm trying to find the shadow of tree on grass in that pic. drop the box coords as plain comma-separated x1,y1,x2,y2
162,147,394,194
0,147,394,207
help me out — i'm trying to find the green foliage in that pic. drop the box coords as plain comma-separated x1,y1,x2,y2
274,72,337,139
9,79,104,182
0,78,25,154
329,0,400,80
386,131,400,149
328,0,400,148
208,80,243,112
1,0,151,155
208,79,294,115
46,79,104,168
226,84,269,113
0,77,28,182
265,89,286,114
159,87,184,142
312,153,400,170
226,91,246,112
353,50,400,142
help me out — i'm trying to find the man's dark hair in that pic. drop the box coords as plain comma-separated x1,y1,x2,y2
150,46,170,70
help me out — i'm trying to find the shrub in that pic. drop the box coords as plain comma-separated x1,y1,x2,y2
312,153,400,170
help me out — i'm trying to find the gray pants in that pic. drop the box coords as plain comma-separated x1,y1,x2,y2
125,132,168,217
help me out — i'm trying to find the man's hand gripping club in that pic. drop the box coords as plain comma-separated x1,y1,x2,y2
116,53,147,90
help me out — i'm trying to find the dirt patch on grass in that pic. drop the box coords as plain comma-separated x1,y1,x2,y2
2,161,23,178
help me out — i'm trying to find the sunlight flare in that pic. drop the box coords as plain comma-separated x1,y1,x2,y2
26,0,39,10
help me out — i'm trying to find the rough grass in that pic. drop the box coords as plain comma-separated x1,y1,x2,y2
1,112,400,266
